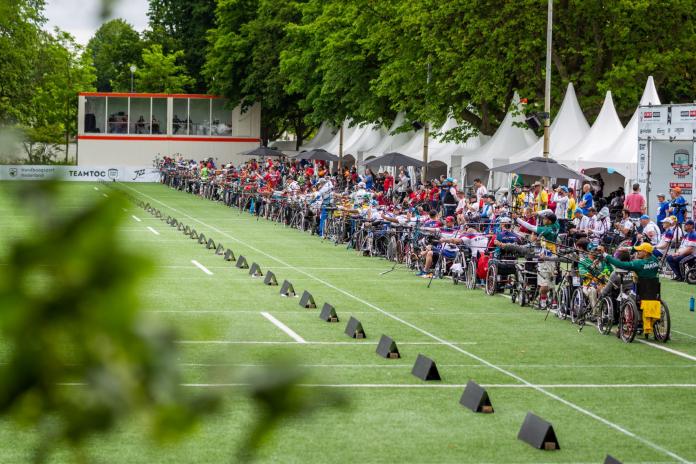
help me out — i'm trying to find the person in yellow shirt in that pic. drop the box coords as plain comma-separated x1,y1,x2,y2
533,181,548,212
567,187,577,219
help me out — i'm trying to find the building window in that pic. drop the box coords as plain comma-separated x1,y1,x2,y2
152,98,166,134
130,97,150,134
173,98,188,135
189,98,211,135
84,97,106,133
107,97,128,134
211,99,232,136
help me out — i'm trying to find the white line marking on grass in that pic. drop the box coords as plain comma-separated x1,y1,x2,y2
131,215,142,222
126,185,691,463
673,329,696,340
146,226,160,236
260,312,306,344
191,260,213,275
93,187,99,191
179,362,694,369
102,193,108,198
636,339,696,362
175,340,476,346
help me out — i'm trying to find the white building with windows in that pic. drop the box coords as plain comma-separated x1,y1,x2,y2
78,92,261,166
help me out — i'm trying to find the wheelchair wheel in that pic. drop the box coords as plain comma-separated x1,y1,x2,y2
685,268,696,285
465,261,477,289
509,273,518,303
485,264,498,296
596,297,614,335
570,289,585,324
519,285,528,307
652,300,671,343
618,298,639,343
556,283,571,320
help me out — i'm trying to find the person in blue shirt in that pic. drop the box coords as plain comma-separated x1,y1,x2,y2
668,187,688,223
656,192,670,230
492,217,520,257
364,168,374,190
578,183,594,215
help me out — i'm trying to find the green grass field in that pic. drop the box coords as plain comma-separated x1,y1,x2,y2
1,181,696,463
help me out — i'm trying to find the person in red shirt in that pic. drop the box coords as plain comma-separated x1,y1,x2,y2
305,165,314,178
383,172,394,193
429,182,440,211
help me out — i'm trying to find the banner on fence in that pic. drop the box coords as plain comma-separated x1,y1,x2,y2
0,165,160,182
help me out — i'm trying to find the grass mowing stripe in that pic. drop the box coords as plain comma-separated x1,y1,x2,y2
190,259,213,275
146,226,160,236
126,184,690,463
260,312,307,343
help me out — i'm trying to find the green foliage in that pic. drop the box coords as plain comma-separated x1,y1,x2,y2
0,184,218,462
146,0,217,93
86,19,143,92
135,44,195,93
205,0,314,147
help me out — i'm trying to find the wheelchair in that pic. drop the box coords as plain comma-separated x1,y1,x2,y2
485,255,518,296
510,258,540,307
451,247,477,289
681,257,696,284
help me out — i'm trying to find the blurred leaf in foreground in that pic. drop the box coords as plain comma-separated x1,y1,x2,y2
0,182,218,462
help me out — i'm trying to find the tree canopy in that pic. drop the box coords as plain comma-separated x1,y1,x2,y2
136,44,195,93
86,19,143,92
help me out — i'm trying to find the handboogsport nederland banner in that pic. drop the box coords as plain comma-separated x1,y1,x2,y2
0,165,160,182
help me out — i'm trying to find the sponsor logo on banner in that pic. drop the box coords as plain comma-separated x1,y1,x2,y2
9,167,17,178
0,165,159,182
108,168,119,180
671,149,692,179
670,182,692,195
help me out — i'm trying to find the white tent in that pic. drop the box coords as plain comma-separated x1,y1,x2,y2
451,92,537,187
555,91,623,169
508,82,590,163
396,116,459,160
580,76,661,179
299,121,336,151
342,122,386,157
318,119,358,154
363,112,415,158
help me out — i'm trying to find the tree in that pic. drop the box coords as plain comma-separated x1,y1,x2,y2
86,19,143,92
146,0,217,93
135,44,195,93
205,0,315,148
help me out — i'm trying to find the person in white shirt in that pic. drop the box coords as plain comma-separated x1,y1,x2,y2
554,186,569,231
474,178,487,203
638,214,660,245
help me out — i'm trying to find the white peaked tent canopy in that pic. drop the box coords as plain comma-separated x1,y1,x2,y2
397,116,459,160
508,83,590,163
555,91,623,167
580,76,661,179
341,122,386,156
363,112,415,158
300,121,336,151
318,119,358,154
451,92,537,188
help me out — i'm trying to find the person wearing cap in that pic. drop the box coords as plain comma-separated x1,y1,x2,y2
532,181,548,212
601,242,661,335
654,216,683,257
480,194,495,232
666,219,696,281
514,211,560,309
578,243,612,314
668,187,688,223
492,216,521,258
656,193,669,230
623,183,646,219
638,214,660,245
442,178,458,218
313,177,334,236
590,207,611,246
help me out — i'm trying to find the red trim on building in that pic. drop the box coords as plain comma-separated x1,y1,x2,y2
79,92,222,99
77,135,260,143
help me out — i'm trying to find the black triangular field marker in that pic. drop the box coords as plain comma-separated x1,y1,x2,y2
376,335,400,359
190,228,199,239
178,222,184,231
604,456,622,464
171,218,178,228
224,249,236,261
216,244,225,255
264,271,278,286
299,290,316,308
248,262,263,277
459,380,494,413
184,225,191,235
411,354,440,381
280,280,296,297
517,412,560,450
319,303,339,322
198,233,207,245
344,316,365,339
207,238,216,249
236,255,248,269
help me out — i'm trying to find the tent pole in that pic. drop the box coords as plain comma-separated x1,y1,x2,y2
338,124,344,172
422,60,432,185
542,0,553,160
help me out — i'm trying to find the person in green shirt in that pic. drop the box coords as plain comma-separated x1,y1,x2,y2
602,242,660,279
200,165,209,181
578,244,612,313
515,211,560,309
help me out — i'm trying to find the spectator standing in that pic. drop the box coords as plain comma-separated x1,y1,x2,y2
474,178,487,204
554,186,570,232
656,193,670,230
578,183,593,215
669,187,688,223
624,183,646,218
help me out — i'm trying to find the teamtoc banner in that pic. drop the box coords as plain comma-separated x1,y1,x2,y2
0,165,160,182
